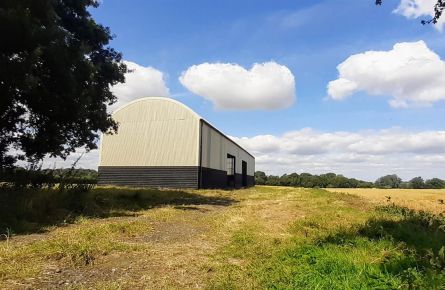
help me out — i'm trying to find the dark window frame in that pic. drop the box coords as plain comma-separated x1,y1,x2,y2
226,154,236,188
226,154,235,176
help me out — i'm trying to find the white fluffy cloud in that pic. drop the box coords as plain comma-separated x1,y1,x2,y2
232,128,445,181
179,62,296,110
327,41,445,108
110,61,169,111
394,0,445,31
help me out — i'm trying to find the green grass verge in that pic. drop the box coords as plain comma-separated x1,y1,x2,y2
210,189,445,289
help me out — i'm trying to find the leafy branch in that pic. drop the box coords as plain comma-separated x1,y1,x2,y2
376,0,444,25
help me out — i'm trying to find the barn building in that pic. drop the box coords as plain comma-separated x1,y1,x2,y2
98,97,255,189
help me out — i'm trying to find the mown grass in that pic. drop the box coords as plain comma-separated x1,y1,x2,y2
1,186,444,289
0,217,152,284
0,186,236,288
209,189,445,289
0,186,235,234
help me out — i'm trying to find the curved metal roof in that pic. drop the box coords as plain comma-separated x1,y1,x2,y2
112,96,201,120
112,97,254,159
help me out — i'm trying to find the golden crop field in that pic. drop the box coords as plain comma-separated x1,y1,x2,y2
325,188,445,214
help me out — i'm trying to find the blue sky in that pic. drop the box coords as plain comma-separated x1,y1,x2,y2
47,0,445,180
91,0,444,134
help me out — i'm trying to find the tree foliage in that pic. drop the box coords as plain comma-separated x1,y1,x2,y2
376,0,445,25
0,0,126,168
409,176,425,189
375,174,402,189
425,178,445,189
256,171,445,189
254,171,374,188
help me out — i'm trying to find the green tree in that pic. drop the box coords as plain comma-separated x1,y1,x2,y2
254,171,267,185
279,174,291,186
399,181,411,189
425,178,445,189
375,174,402,189
287,173,300,187
299,173,319,188
255,171,377,189
0,0,127,168
265,175,280,186
358,181,374,188
318,173,336,188
409,176,425,189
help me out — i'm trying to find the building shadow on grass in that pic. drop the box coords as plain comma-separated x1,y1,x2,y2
0,187,237,235
358,215,445,254
322,205,445,253
318,205,445,285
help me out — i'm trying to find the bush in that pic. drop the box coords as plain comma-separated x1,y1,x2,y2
0,167,97,190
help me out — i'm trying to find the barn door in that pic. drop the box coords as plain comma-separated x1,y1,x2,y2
242,161,247,187
226,154,235,187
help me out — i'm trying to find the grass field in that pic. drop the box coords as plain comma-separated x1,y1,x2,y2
0,186,444,289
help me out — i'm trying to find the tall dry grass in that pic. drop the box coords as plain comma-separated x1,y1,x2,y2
325,188,445,214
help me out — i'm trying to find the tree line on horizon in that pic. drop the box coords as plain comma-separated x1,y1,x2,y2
254,171,445,189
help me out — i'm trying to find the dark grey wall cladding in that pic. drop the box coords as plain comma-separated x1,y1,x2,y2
235,174,242,188
200,167,228,189
246,175,255,187
235,174,255,188
98,166,254,189
200,167,255,189
98,166,199,189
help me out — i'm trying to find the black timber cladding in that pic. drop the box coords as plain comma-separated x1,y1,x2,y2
98,166,254,189
98,166,199,188
200,167,227,189
200,167,255,189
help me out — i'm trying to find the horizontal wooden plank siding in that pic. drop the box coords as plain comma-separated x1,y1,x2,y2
98,166,199,189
